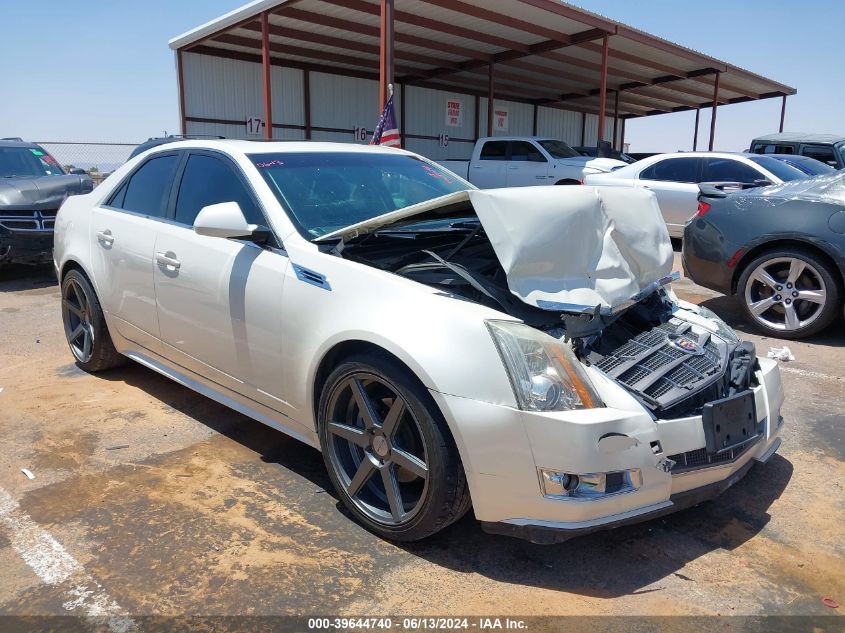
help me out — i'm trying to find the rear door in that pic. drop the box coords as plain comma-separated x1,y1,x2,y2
152,150,293,413
472,140,508,188
702,156,769,185
505,141,550,186
90,152,180,353
636,157,703,237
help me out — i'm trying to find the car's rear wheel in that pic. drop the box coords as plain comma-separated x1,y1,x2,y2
737,248,840,339
61,269,126,371
318,353,471,541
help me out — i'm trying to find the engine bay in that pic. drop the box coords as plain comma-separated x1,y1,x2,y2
335,214,758,419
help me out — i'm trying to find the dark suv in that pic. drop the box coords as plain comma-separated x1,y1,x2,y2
750,133,845,169
0,139,93,265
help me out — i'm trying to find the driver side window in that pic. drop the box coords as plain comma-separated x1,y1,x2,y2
174,154,263,226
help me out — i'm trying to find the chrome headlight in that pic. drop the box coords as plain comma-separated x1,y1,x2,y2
486,320,601,412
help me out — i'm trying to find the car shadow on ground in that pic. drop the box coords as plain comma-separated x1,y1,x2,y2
84,358,793,599
0,263,56,291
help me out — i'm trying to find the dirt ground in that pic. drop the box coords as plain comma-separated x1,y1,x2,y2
0,253,843,626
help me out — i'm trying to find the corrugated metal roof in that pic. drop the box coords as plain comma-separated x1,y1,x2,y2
169,0,796,120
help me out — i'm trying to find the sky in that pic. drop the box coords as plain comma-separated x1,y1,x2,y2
1,1,842,152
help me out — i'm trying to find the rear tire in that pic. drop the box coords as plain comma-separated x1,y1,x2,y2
318,352,471,541
61,269,126,372
737,247,840,339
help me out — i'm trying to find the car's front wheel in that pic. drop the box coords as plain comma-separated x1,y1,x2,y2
61,269,126,371
318,353,471,541
737,248,841,339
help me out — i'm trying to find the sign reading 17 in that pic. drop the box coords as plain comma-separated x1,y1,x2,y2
246,117,264,136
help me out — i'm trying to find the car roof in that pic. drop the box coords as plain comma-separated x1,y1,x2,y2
752,132,845,144
137,139,416,157
642,152,760,160
0,139,43,149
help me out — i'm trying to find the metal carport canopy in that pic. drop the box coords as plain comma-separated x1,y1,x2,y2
169,0,796,147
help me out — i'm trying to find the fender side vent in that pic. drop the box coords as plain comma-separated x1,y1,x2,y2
293,264,331,290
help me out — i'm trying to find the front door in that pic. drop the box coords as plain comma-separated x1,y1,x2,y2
152,152,293,414
505,141,550,187
89,152,181,352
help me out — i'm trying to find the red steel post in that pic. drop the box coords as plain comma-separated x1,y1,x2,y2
261,11,273,140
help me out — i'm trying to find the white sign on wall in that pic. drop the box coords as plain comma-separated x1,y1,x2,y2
494,108,509,132
246,116,263,136
438,133,449,148
445,99,463,128
354,127,368,142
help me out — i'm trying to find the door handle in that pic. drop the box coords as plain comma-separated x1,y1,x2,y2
96,230,114,246
155,252,181,270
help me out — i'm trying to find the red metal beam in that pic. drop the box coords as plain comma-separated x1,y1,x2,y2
177,49,187,135
693,107,699,150
379,0,395,111
597,34,609,142
487,63,495,136
708,72,720,151
303,69,311,139
779,95,787,133
612,90,619,149
261,11,273,140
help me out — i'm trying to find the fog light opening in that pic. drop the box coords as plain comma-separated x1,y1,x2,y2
539,468,641,499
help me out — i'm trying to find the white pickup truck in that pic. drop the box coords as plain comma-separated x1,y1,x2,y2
437,136,627,187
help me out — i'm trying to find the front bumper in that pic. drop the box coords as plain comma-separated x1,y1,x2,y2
0,228,54,265
431,356,784,543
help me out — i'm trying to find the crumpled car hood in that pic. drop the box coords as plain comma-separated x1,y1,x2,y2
318,185,674,311
0,175,93,210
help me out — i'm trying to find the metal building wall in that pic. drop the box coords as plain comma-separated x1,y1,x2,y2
182,51,622,153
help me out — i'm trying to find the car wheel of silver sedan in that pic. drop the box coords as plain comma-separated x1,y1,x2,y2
318,353,471,541
61,269,126,372
738,248,841,339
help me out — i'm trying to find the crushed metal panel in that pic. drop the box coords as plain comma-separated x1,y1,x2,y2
467,186,673,310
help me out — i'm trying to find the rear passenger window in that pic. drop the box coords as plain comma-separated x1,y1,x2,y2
112,154,179,217
480,141,508,160
640,157,700,183
704,158,762,183
754,144,794,155
174,154,263,226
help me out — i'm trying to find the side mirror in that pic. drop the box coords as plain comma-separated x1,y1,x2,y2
69,168,87,175
193,201,269,242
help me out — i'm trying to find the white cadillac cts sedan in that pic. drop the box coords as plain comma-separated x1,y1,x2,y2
54,140,785,543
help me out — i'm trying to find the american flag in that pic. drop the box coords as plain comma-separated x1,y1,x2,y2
370,92,401,148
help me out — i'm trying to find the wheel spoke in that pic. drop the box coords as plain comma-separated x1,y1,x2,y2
347,458,376,497
82,326,93,359
391,448,428,479
796,288,826,304
381,466,404,520
349,378,380,430
787,259,806,285
64,299,83,318
751,268,779,290
381,398,405,439
749,295,778,316
70,323,85,342
784,304,800,330
328,422,368,447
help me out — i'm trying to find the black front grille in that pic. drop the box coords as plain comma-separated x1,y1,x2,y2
668,425,763,473
595,320,725,410
0,209,57,232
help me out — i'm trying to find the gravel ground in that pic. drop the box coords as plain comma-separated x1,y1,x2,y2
0,255,842,626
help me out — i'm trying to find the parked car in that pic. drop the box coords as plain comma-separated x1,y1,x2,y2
0,139,93,265
54,140,784,543
128,134,225,160
683,173,845,338
750,133,845,169
437,136,626,188
767,153,836,177
573,145,637,163
584,152,808,238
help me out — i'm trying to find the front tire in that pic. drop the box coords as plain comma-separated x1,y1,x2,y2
61,269,126,371
737,248,841,339
318,353,471,541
